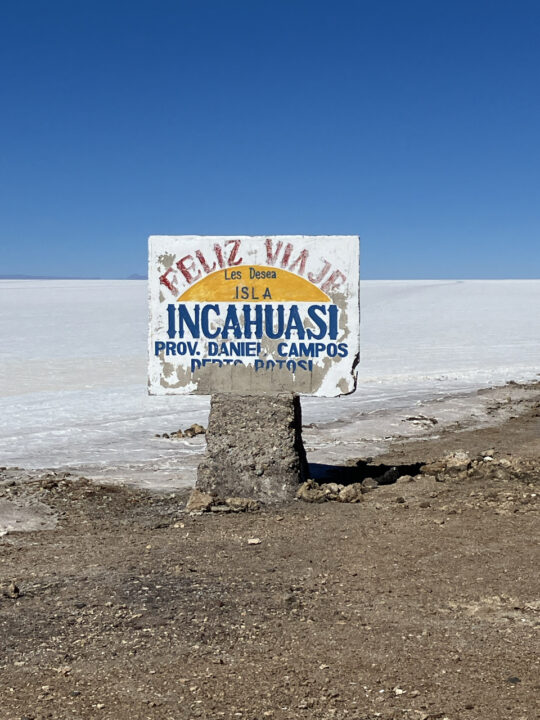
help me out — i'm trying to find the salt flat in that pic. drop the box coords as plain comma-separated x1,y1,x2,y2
0,279,539,486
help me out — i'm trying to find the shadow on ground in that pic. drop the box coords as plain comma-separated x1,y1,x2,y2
309,459,424,485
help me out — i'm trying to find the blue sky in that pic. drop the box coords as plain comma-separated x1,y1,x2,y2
0,0,538,279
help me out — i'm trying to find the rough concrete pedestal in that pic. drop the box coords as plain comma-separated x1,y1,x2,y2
196,394,308,504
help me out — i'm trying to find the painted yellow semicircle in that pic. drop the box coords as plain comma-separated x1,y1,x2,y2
178,265,330,303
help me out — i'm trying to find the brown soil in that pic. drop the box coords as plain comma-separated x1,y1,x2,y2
1,389,539,720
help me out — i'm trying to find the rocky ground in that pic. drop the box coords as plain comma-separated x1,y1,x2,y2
0,384,539,720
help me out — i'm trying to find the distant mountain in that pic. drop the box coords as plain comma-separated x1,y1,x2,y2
0,274,150,280
0,274,102,280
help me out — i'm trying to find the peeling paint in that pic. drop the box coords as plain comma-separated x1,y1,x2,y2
158,253,175,269
148,236,360,397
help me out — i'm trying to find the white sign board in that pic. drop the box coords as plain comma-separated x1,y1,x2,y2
148,236,359,396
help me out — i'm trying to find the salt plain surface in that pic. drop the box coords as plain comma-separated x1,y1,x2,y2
0,279,539,488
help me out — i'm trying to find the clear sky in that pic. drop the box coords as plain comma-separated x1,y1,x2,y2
1,0,539,279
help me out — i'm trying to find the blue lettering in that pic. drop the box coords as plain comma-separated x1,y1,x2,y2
328,304,339,340
243,305,263,338
167,304,176,339
201,304,220,338
277,343,288,356
284,305,305,339
306,305,328,340
178,305,200,339
264,305,285,339
221,306,243,339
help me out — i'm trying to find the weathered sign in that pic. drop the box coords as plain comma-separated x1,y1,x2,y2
148,235,359,396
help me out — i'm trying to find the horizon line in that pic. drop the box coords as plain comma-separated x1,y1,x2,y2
1,275,540,282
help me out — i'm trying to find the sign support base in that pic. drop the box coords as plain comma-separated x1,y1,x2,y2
196,393,308,504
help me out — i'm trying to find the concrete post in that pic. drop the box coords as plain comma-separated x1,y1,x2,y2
196,393,308,504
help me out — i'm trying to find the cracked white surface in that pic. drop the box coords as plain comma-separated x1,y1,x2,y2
0,279,539,489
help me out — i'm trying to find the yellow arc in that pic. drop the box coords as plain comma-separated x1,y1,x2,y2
178,265,330,303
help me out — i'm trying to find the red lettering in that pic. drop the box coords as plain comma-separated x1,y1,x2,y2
308,259,331,285
265,238,282,265
226,239,243,266
195,249,216,274
288,249,308,276
214,243,225,269
321,270,347,294
176,255,202,284
280,243,293,269
159,267,178,295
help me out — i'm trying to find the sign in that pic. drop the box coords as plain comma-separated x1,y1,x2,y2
148,235,359,396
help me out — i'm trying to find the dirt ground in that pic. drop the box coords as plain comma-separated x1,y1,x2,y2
1,385,539,720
